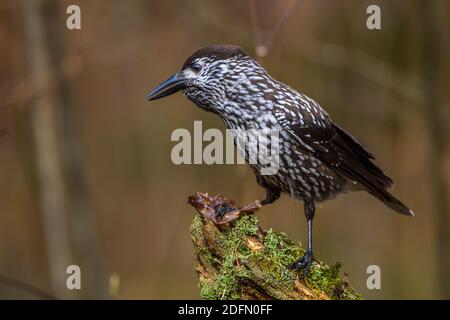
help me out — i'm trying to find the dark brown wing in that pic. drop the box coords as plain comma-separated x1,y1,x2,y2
273,101,413,216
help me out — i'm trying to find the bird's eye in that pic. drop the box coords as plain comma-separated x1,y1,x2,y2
191,64,202,73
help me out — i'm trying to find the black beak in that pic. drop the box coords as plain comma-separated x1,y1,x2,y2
147,72,187,101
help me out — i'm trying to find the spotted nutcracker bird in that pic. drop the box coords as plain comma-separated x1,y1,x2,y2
148,45,413,273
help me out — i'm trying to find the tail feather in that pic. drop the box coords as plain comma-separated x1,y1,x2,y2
331,124,414,216
337,156,414,216
332,124,393,189
368,187,415,217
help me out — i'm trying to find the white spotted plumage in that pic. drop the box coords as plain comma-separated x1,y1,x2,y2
175,45,412,218
182,52,346,202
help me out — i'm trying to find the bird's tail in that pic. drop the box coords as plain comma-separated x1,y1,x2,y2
332,124,414,217
367,187,414,217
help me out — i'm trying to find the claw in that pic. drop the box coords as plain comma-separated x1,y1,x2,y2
289,250,313,277
188,192,262,225
214,203,239,220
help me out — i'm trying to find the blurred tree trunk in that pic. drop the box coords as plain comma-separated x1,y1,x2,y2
21,0,72,299
420,1,450,299
42,1,109,299
21,0,109,299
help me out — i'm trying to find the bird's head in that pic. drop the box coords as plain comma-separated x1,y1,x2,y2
148,45,265,112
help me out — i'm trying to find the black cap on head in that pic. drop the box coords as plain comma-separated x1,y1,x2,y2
182,45,247,70
148,45,247,101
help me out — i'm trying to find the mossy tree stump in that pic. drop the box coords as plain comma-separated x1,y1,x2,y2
188,192,361,300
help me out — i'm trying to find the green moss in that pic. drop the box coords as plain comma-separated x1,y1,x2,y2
263,229,303,267
192,214,361,300
307,261,362,300
199,215,258,300
190,215,204,238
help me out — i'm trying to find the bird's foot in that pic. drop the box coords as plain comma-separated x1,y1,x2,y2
213,200,262,225
214,203,240,221
289,250,313,277
188,192,262,225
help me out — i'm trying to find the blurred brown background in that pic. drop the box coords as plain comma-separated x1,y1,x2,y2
0,0,449,299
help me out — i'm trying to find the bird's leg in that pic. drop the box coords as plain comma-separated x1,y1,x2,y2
260,188,281,206
289,201,315,276
215,187,279,220
210,187,280,225
213,199,262,225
